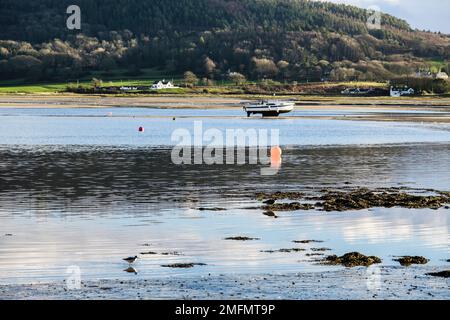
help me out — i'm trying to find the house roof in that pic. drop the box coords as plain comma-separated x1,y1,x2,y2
153,80,172,85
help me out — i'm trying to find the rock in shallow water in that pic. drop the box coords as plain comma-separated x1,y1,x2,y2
394,256,429,266
256,187,450,212
256,192,304,201
318,189,449,211
224,236,260,241
292,240,324,244
263,202,315,211
426,271,450,278
322,252,382,267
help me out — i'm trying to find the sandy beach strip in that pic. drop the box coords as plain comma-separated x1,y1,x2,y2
1,95,450,123
0,94,449,109
0,95,244,109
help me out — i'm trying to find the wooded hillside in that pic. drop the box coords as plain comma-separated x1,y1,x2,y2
0,0,448,82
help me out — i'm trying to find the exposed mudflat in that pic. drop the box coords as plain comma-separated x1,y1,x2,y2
1,267,448,300
0,95,449,123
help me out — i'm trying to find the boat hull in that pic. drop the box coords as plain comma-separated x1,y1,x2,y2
244,103,295,117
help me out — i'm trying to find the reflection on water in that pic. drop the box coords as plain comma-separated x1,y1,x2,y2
0,107,450,146
0,106,447,117
0,144,449,284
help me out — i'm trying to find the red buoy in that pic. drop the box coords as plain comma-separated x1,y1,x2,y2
138,126,144,133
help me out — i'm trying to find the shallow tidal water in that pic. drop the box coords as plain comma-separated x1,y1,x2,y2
0,107,449,285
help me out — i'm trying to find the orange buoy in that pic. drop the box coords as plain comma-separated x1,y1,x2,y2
138,126,145,133
271,146,282,170
271,146,282,162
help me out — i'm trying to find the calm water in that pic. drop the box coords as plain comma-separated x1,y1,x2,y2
0,107,449,284
0,107,450,146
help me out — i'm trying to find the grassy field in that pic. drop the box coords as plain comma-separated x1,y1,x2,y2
426,59,449,73
0,82,68,94
0,68,445,96
0,65,391,95
0,68,185,94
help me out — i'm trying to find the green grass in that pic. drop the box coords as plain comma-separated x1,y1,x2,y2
426,59,449,73
0,71,443,95
0,68,184,94
0,82,68,94
0,63,391,95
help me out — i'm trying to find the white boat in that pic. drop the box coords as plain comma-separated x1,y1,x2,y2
243,100,295,117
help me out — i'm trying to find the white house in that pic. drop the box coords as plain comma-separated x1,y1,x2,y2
415,70,432,78
390,86,415,97
435,72,449,80
151,80,178,90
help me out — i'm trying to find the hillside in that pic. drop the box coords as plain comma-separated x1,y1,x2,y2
0,0,449,83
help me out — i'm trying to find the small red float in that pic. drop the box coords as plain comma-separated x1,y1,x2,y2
138,126,145,133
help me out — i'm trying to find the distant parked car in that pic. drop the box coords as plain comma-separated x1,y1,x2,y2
390,86,414,97
341,88,374,95
120,86,138,92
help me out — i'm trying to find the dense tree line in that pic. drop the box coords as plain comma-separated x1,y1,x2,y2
0,0,448,82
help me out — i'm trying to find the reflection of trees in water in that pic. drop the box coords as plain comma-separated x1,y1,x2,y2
0,144,448,211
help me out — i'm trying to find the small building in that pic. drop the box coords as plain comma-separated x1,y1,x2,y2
434,72,449,80
151,80,178,90
415,70,432,78
390,86,414,97
120,86,138,92
415,70,449,80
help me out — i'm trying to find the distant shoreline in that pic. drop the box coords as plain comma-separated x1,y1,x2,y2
1,95,449,123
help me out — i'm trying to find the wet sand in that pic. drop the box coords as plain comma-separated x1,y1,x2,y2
0,95,449,123
0,95,242,109
1,267,448,300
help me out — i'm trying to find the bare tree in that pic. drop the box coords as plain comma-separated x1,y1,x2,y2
183,71,198,86
228,72,246,85
203,57,216,77
251,57,278,80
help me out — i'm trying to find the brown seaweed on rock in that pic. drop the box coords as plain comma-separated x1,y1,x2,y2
426,271,450,278
311,247,332,252
263,202,315,211
224,236,260,241
140,251,158,255
306,253,325,257
318,189,449,212
256,191,304,201
322,252,382,267
256,187,450,212
394,256,429,266
197,207,227,211
292,240,324,244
